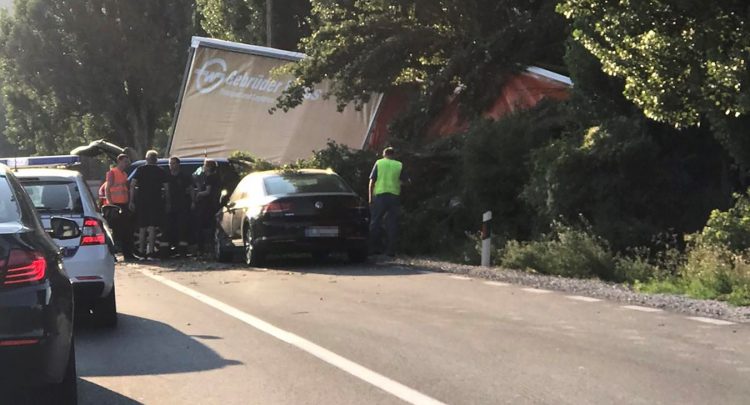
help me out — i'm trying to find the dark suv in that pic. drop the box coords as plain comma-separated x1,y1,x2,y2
124,158,252,256
0,165,78,404
126,157,251,196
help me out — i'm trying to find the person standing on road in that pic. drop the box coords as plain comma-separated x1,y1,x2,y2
104,154,136,261
166,157,193,256
130,150,169,259
368,147,407,257
193,159,220,253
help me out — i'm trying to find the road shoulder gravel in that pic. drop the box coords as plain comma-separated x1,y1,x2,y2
387,257,750,324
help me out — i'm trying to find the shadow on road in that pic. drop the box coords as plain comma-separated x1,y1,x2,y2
79,378,144,405
75,314,242,377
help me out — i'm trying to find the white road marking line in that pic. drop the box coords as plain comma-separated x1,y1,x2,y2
566,296,601,303
449,275,471,280
623,305,663,313
484,281,509,287
139,269,447,405
522,288,552,294
687,317,736,326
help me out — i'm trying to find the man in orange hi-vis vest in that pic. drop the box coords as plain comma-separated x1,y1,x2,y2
105,154,136,261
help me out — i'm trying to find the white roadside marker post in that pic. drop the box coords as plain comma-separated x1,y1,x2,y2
481,211,492,267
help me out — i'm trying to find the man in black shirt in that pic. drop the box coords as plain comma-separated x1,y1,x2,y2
194,159,220,252
166,157,193,256
130,150,169,258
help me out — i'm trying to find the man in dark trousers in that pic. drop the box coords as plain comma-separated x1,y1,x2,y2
129,150,169,259
104,154,135,261
166,156,193,256
368,147,407,257
193,159,220,253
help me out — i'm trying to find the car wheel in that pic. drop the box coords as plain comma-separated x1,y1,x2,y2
214,228,233,263
244,227,265,267
348,247,368,263
93,286,117,328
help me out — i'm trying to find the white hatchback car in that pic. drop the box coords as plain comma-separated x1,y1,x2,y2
14,168,117,327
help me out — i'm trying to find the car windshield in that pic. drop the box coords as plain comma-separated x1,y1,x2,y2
0,175,22,223
263,173,352,195
19,180,83,214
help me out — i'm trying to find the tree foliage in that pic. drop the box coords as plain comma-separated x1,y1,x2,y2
519,41,733,250
462,102,566,240
276,0,566,114
0,0,195,154
197,0,311,51
557,1,750,165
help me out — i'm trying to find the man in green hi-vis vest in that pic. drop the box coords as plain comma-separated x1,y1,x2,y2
368,147,408,257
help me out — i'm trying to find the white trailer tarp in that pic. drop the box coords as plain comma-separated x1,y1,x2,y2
169,37,382,163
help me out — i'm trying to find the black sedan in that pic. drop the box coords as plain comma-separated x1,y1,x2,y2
214,169,369,265
0,167,78,404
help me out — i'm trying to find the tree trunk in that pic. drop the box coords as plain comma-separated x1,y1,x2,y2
266,0,274,47
124,104,153,156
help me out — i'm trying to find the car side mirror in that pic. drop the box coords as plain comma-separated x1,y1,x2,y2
48,217,81,240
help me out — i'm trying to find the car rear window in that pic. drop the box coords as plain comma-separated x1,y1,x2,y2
263,173,352,195
0,176,22,223
19,180,83,215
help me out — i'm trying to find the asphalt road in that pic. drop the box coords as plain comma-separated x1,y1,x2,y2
75,258,750,404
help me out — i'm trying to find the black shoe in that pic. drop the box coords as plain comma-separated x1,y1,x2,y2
123,254,138,262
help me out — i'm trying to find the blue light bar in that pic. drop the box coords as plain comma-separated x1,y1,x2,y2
0,155,81,168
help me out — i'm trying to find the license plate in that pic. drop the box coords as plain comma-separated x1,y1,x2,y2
305,226,339,238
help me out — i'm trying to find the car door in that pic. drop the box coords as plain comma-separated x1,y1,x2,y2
226,176,253,245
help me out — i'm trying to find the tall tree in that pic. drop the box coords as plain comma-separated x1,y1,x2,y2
0,0,196,154
196,0,311,51
275,0,566,115
0,71,108,155
557,0,750,166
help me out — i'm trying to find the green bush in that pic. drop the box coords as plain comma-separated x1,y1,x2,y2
502,237,613,279
304,141,377,199
523,117,729,251
500,222,656,282
638,230,750,306
614,253,660,284
462,102,565,241
681,245,750,302
231,142,376,197
397,139,476,258
228,150,278,176
637,193,750,305
692,190,750,252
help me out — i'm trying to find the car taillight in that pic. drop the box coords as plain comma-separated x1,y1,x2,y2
0,339,40,347
262,201,294,215
2,250,46,286
81,217,106,246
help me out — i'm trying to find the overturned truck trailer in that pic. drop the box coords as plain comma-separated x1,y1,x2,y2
167,37,383,163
